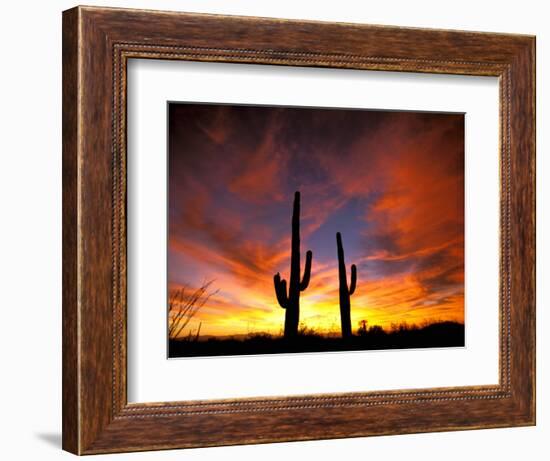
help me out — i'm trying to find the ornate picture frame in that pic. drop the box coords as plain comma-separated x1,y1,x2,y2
62,6,535,454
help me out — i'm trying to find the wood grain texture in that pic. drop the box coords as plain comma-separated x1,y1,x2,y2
62,5,536,455
62,7,79,454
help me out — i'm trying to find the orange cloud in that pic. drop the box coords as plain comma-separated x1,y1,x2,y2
168,104,464,338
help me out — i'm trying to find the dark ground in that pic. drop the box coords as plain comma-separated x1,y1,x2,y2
169,321,465,358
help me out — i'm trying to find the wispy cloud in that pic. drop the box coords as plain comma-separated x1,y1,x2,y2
168,104,464,337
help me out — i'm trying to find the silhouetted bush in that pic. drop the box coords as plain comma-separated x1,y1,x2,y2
168,280,217,340
168,320,464,358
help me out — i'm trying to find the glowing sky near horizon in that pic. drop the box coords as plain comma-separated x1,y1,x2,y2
168,103,464,338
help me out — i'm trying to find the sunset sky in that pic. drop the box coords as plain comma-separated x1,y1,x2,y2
168,103,464,338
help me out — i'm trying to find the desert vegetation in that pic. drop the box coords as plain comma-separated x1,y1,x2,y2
169,320,465,357
273,191,313,338
168,191,464,358
336,231,357,338
168,281,217,340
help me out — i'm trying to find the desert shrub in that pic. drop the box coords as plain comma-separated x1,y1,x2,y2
168,280,217,340
357,319,368,336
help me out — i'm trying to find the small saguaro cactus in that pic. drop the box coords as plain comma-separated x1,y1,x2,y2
274,191,313,338
336,232,357,339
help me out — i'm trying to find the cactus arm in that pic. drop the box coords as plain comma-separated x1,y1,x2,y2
274,273,289,308
349,264,357,295
300,250,313,291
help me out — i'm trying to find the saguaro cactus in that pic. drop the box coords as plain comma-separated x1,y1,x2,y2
336,232,357,338
274,191,313,338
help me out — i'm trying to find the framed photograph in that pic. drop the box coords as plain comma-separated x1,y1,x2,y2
62,6,535,455
166,103,466,359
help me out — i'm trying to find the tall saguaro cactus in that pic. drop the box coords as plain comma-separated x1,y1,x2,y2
274,191,313,338
336,232,357,338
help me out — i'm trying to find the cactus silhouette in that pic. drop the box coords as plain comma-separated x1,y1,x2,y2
336,232,357,338
274,191,313,338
